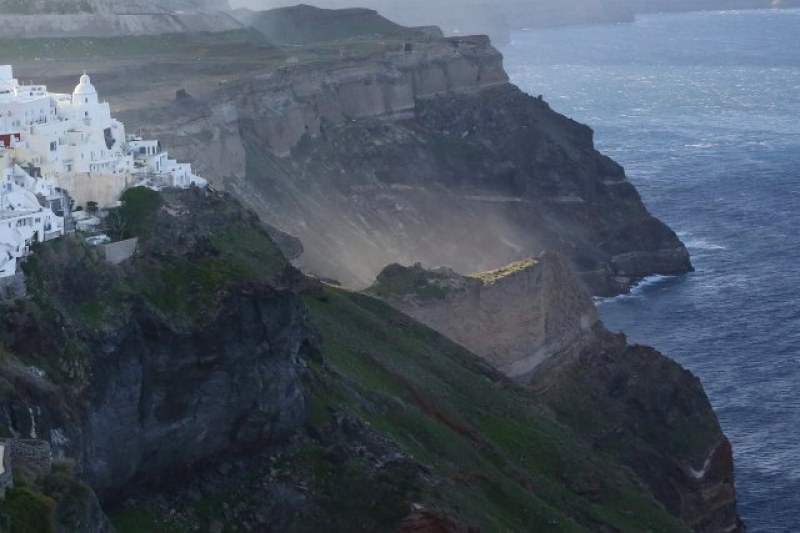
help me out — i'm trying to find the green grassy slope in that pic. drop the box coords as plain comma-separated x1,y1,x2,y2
304,287,687,532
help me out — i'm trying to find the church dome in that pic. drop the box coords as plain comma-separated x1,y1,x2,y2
73,73,97,96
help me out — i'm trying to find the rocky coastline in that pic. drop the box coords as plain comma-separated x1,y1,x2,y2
0,4,747,531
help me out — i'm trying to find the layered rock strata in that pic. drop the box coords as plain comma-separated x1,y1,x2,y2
129,29,689,295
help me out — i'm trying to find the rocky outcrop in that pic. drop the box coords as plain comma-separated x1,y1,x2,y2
0,0,230,14
532,330,744,532
0,0,240,38
0,189,321,495
370,253,599,382
78,285,312,493
234,0,635,45
371,257,742,531
239,4,441,46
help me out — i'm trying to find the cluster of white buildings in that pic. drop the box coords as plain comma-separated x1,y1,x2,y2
0,64,206,280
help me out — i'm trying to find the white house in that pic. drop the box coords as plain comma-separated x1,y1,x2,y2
0,65,207,279
0,151,65,278
0,65,205,208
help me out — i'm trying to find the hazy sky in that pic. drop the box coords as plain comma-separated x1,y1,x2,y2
229,0,377,8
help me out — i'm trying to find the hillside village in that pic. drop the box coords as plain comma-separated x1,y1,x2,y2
0,64,205,285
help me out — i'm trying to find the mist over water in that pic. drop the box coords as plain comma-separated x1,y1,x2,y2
503,10,800,531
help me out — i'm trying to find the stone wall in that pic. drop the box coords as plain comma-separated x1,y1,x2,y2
0,273,26,302
10,439,52,483
101,237,137,265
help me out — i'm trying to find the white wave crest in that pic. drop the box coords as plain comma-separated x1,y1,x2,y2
594,275,676,306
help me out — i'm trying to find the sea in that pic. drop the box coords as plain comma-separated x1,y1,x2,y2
502,9,800,531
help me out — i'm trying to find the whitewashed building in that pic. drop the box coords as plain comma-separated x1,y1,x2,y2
0,65,205,208
0,151,65,278
0,65,206,280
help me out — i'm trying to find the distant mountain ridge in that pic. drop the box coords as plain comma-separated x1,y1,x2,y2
0,0,230,14
232,0,800,43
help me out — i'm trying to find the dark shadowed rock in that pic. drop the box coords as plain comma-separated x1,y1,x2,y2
0,189,322,497
532,330,744,532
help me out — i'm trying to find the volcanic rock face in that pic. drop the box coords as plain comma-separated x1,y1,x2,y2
79,287,311,493
0,189,320,495
533,331,745,532
371,257,742,532
0,0,242,37
137,32,689,296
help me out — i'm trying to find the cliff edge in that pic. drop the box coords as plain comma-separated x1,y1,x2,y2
370,257,743,531
114,14,691,295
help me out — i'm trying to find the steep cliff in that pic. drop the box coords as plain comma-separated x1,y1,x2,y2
232,0,635,45
5,7,687,296
0,0,230,14
0,188,319,498
535,329,744,532
0,0,242,38
369,257,743,531
117,21,689,296
239,4,440,46
0,190,700,532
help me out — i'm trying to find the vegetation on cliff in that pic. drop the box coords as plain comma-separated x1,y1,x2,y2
0,8,740,530
0,188,736,531
110,284,687,532
369,263,464,301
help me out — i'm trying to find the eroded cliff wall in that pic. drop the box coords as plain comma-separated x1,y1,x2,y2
131,33,688,296
370,256,742,532
235,35,508,157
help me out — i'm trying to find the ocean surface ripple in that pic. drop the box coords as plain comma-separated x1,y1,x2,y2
503,10,800,531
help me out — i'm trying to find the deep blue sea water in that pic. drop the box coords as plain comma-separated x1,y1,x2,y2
502,10,800,531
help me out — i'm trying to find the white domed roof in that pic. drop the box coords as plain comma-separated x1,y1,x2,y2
73,73,97,96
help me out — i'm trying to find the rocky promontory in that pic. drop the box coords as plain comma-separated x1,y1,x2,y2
369,253,599,381
0,188,319,495
369,256,743,531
